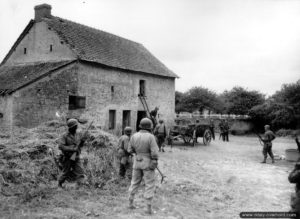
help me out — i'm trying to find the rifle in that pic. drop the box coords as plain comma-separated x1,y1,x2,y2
156,167,166,184
70,121,93,161
254,132,265,146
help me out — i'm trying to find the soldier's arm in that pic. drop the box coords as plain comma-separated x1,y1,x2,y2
149,135,159,160
288,169,300,183
58,135,77,152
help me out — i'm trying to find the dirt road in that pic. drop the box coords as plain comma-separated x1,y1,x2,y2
2,135,297,219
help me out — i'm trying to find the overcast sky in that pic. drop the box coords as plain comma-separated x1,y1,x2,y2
0,0,300,96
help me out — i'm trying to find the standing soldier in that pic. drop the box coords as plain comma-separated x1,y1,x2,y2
154,119,167,152
118,126,133,178
288,162,300,218
209,119,215,140
150,107,159,129
261,124,276,164
223,119,230,142
219,119,225,141
58,119,88,189
127,118,159,215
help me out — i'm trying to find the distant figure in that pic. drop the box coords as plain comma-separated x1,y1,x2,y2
219,119,225,141
149,107,159,129
288,162,300,217
117,127,133,178
261,125,276,164
209,119,215,140
223,119,230,142
154,119,167,152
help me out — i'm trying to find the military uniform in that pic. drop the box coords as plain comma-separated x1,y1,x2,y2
128,128,159,213
118,134,132,178
288,163,300,218
262,130,276,163
154,122,167,152
58,129,85,186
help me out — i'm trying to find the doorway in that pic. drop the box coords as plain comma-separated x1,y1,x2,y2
122,110,131,133
136,111,147,131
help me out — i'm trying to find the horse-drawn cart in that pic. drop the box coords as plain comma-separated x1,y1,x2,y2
168,118,213,146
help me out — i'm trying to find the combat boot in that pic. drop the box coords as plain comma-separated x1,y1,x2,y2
261,158,266,163
272,159,275,163
145,204,152,215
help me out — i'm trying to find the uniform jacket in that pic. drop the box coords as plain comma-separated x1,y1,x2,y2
128,130,159,170
58,131,83,159
263,130,276,146
154,123,167,137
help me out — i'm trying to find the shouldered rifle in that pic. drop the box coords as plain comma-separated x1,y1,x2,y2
70,121,93,161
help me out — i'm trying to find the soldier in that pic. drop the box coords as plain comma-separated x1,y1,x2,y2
223,119,230,142
288,162,300,218
58,118,88,189
209,119,215,140
118,126,133,178
150,107,159,129
127,118,159,215
154,119,167,152
261,124,276,164
219,119,225,141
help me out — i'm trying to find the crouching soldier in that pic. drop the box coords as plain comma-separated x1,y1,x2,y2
154,119,167,152
261,125,276,164
128,118,159,215
58,118,87,189
118,126,133,178
288,162,300,218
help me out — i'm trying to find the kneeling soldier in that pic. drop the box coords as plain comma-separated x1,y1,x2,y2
58,118,87,188
118,126,133,178
128,118,159,215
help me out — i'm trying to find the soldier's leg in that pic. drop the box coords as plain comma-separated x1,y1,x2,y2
268,146,275,163
261,146,267,163
143,169,156,214
58,159,72,186
128,169,143,208
72,160,85,187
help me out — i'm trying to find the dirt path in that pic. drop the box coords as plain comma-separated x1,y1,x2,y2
2,136,297,219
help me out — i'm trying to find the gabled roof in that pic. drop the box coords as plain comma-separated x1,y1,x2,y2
43,16,178,78
0,61,74,95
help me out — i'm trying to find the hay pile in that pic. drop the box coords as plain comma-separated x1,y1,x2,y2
0,120,119,199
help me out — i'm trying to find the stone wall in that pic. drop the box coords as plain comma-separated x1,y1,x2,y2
5,22,75,65
11,63,78,128
0,96,13,132
77,63,175,135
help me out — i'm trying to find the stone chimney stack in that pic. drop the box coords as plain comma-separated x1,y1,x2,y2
34,4,52,22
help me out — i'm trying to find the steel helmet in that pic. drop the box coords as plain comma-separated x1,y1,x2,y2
67,118,78,128
124,126,132,135
139,118,153,130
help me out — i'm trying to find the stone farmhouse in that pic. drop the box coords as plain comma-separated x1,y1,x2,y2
0,4,177,135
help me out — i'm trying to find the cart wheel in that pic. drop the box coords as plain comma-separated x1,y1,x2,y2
203,129,212,145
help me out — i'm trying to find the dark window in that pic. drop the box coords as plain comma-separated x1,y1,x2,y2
24,48,27,54
50,45,53,52
109,110,116,130
111,86,114,99
69,95,86,110
139,80,146,96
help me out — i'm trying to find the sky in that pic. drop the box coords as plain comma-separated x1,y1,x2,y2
0,0,300,96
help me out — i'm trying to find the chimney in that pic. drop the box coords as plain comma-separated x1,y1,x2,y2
34,4,52,22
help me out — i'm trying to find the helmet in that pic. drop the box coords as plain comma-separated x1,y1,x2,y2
139,118,153,130
67,118,78,128
124,126,132,135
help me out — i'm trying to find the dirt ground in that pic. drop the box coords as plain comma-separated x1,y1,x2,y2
1,135,297,219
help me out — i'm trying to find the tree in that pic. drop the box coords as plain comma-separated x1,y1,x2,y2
176,87,223,113
222,87,265,115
